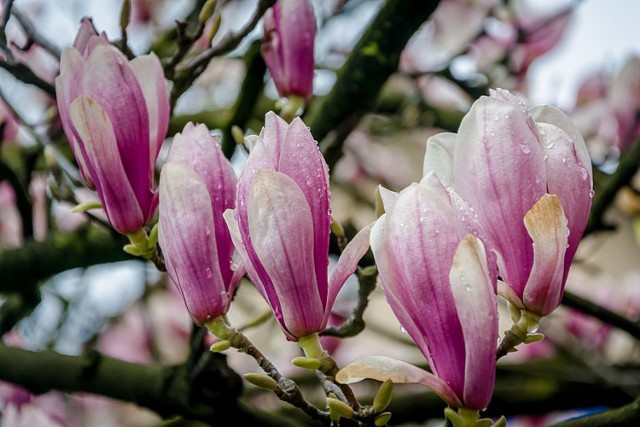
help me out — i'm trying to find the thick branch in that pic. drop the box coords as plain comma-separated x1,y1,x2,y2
0,343,294,427
305,0,441,169
561,290,640,341
0,227,131,293
549,399,640,427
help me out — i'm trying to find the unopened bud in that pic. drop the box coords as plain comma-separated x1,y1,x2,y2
243,373,279,391
327,397,354,419
375,187,385,218
373,379,393,412
374,412,392,426
207,14,222,45
231,126,245,146
119,0,131,32
292,356,321,370
209,340,231,352
492,416,507,427
198,0,217,25
523,332,545,344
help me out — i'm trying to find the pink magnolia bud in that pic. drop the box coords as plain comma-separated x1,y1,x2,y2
262,0,316,100
55,19,169,234
371,174,498,410
428,88,593,316
159,123,243,326
224,112,371,340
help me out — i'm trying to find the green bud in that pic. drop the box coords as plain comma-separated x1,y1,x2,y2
71,200,103,213
507,302,522,324
374,412,392,426
330,220,346,240
123,244,142,256
148,223,159,247
207,14,222,45
291,356,321,370
198,0,217,24
327,397,354,419
231,126,245,146
373,379,393,412
119,0,131,32
444,407,463,427
209,340,231,352
374,187,385,218
523,332,545,344
243,373,279,391
492,416,507,427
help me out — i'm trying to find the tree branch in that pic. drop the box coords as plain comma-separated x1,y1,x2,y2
561,290,640,341
0,342,296,427
0,227,131,293
549,399,640,427
305,0,442,170
585,138,640,236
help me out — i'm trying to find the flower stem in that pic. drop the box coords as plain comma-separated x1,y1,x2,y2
206,316,329,424
496,310,541,359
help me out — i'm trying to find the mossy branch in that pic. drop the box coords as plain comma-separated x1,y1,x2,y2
305,0,442,169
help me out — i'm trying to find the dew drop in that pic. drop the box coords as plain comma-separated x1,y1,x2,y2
400,326,408,334
589,189,596,198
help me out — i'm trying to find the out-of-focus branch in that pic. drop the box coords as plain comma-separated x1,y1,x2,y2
585,138,640,236
549,399,640,427
10,7,62,59
0,60,56,96
0,342,296,427
0,227,131,294
0,158,33,239
220,39,266,159
171,0,275,105
305,0,442,170
561,290,640,341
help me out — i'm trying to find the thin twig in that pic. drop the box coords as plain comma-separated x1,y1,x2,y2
561,290,640,342
321,266,377,338
10,7,62,59
170,0,274,103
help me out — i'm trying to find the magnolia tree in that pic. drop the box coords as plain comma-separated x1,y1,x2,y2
0,0,638,426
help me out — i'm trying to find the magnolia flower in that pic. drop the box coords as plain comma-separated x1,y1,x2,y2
159,123,242,326
55,18,169,234
262,0,316,100
224,112,371,341
425,88,593,316
339,173,498,411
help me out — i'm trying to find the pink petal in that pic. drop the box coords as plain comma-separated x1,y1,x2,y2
159,163,227,325
326,223,373,324
168,123,238,285
453,93,546,297
336,356,462,408
423,132,456,185
449,235,497,410
247,170,323,338
55,47,94,187
69,96,144,233
82,44,152,215
536,121,592,279
277,0,316,99
370,216,433,367
130,53,169,164
278,117,331,303
522,194,569,316
376,177,466,395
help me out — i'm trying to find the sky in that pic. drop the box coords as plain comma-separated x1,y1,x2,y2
529,0,640,108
